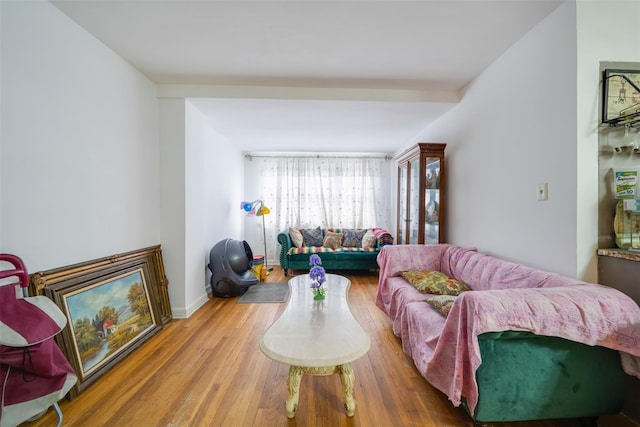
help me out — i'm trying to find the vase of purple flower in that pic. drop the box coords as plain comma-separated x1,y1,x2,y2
309,254,326,300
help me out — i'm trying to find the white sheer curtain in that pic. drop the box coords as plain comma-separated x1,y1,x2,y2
254,155,391,261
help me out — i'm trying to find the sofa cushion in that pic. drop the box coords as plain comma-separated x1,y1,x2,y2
425,295,457,316
342,229,366,247
287,246,377,255
361,230,377,249
287,246,335,255
331,248,378,260
289,227,304,248
301,226,323,246
323,231,344,249
400,270,471,295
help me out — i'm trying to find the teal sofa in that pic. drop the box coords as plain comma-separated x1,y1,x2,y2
376,244,640,424
277,228,391,276
469,331,625,424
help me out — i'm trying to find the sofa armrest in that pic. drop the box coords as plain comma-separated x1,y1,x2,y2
377,244,447,278
375,245,451,311
432,284,640,412
371,227,393,249
277,231,293,269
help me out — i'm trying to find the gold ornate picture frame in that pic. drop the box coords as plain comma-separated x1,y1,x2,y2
29,245,171,397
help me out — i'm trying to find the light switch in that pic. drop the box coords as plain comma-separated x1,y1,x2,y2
537,183,548,201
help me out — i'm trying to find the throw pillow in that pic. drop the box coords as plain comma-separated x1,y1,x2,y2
425,295,457,316
301,226,324,247
342,229,366,247
323,231,344,249
289,227,304,248
361,230,376,249
400,270,471,296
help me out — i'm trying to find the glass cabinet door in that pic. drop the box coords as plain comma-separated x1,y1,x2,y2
424,157,441,244
397,163,407,244
409,157,420,244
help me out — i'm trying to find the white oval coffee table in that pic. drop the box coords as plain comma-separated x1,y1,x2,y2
260,273,371,418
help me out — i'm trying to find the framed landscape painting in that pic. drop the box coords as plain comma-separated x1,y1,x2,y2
31,246,169,397
63,267,157,379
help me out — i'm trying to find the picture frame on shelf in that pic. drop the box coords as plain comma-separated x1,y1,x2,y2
602,69,640,126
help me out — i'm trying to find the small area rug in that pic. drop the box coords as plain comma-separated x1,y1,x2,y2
237,282,289,303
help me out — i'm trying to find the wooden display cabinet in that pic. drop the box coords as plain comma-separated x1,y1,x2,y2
396,143,446,244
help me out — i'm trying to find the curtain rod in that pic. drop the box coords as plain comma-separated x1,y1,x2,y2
244,152,393,161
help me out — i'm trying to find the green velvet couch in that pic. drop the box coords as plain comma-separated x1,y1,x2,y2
277,228,391,276
469,331,625,424
376,244,640,424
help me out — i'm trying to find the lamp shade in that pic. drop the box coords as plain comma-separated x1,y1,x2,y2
240,200,270,216
240,199,272,272
241,201,253,212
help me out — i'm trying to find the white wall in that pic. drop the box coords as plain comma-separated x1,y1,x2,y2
160,98,244,317
159,99,187,315
185,102,209,314
1,0,160,270
197,106,245,289
411,2,579,277
186,101,244,314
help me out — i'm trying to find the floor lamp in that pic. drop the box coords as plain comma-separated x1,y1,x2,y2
240,200,273,271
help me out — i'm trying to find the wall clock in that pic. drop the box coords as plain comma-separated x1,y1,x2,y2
602,69,640,126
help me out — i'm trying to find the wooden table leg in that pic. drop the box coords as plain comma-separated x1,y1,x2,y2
286,366,303,418
338,363,356,416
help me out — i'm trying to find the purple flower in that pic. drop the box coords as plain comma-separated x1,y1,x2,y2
309,254,322,267
309,254,326,293
309,265,326,285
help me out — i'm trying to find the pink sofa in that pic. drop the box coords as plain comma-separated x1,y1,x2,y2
376,244,640,423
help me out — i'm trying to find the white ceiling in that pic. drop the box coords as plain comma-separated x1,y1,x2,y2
51,0,562,154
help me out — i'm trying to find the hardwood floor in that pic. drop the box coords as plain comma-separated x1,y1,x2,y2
25,267,638,427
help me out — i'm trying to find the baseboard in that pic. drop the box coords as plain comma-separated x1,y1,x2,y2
171,293,209,319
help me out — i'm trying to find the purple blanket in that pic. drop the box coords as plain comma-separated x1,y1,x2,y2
376,244,640,414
